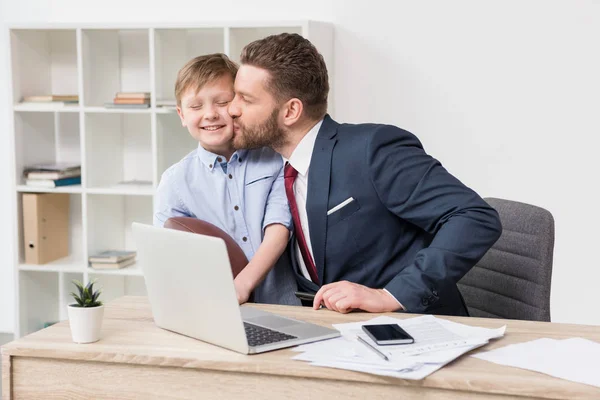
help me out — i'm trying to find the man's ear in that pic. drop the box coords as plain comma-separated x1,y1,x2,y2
176,106,187,127
281,98,303,127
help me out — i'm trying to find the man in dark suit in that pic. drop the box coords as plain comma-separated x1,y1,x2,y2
228,33,502,316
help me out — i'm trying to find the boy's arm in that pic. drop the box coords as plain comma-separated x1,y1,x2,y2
153,169,192,227
234,223,288,304
234,163,292,303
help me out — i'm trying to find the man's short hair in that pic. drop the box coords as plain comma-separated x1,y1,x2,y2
175,53,238,107
240,33,329,121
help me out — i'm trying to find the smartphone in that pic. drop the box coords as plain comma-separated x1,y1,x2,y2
294,291,316,301
361,324,415,345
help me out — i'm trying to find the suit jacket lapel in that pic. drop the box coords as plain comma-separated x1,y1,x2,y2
307,115,338,283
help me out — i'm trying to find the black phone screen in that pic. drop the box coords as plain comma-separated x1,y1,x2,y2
362,324,414,343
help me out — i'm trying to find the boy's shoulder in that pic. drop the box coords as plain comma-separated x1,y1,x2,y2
161,148,199,180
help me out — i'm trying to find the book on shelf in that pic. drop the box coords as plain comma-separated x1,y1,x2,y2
22,94,79,103
25,176,81,188
113,98,150,105
104,102,150,109
115,92,150,99
90,257,136,270
24,162,81,173
26,167,81,180
88,250,137,263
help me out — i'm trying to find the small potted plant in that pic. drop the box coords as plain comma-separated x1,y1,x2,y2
67,279,104,343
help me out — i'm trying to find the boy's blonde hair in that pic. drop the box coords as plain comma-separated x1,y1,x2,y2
175,53,238,107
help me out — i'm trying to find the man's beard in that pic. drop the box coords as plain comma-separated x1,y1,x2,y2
233,108,285,150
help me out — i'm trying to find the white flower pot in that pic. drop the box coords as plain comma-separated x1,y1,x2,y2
67,304,104,343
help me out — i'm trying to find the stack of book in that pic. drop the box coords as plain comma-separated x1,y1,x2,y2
105,92,150,109
88,250,137,270
24,163,81,188
20,94,79,106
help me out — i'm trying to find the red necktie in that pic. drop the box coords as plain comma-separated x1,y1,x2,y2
284,163,320,284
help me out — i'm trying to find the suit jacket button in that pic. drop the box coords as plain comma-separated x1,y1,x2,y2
421,298,430,306
432,290,438,297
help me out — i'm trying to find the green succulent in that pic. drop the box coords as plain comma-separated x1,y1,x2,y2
70,279,103,308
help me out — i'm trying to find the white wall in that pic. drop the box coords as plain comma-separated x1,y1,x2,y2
0,0,599,328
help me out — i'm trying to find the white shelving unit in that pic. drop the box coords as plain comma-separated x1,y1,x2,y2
6,22,334,338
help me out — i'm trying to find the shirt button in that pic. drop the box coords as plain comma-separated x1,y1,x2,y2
228,174,233,179
242,236,247,242
209,164,213,168
234,205,239,211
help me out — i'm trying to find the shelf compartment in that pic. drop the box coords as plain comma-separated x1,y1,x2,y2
154,28,225,105
13,111,82,186
10,29,79,107
86,194,152,259
81,29,150,107
18,270,60,336
156,112,197,181
84,112,152,188
16,193,84,268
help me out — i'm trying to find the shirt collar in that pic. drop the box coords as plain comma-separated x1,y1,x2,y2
196,143,247,171
283,119,324,176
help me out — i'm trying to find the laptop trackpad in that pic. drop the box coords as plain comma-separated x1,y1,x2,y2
246,315,299,330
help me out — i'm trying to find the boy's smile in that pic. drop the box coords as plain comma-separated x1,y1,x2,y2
177,74,236,160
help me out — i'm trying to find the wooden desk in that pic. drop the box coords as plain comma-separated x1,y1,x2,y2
2,296,599,399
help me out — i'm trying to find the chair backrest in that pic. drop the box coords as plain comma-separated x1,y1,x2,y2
458,198,555,321
164,217,248,278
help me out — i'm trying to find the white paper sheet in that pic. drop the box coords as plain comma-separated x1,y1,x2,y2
292,314,505,380
473,337,600,388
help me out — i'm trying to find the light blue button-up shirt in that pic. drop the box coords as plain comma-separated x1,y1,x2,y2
153,144,299,305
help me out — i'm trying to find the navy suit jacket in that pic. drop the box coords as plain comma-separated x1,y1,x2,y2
290,115,502,316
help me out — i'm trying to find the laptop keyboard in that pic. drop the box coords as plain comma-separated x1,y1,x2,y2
244,322,298,347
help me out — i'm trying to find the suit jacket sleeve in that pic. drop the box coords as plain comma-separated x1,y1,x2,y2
367,125,502,312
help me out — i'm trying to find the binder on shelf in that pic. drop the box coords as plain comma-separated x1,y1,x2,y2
22,193,70,264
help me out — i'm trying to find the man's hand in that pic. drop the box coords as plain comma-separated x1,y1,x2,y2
313,281,402,313
233,276,252,305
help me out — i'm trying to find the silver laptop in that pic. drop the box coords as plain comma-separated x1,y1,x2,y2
132,222,340,354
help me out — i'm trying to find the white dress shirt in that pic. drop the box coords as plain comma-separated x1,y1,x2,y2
284,119,404,310
283,120,323,281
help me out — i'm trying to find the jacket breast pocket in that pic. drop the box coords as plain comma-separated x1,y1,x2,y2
327,197,360,228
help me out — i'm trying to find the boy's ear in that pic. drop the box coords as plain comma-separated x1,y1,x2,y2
282,98,303,127
176,106,187,127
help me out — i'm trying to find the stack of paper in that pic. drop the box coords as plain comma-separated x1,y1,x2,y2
293,315,505,380
473,337,600,388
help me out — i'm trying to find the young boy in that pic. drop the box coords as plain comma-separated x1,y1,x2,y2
154,54,298,306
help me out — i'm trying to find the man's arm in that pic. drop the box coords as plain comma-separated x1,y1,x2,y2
369,125,502,312
314,125,501,313
153,170,191,227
